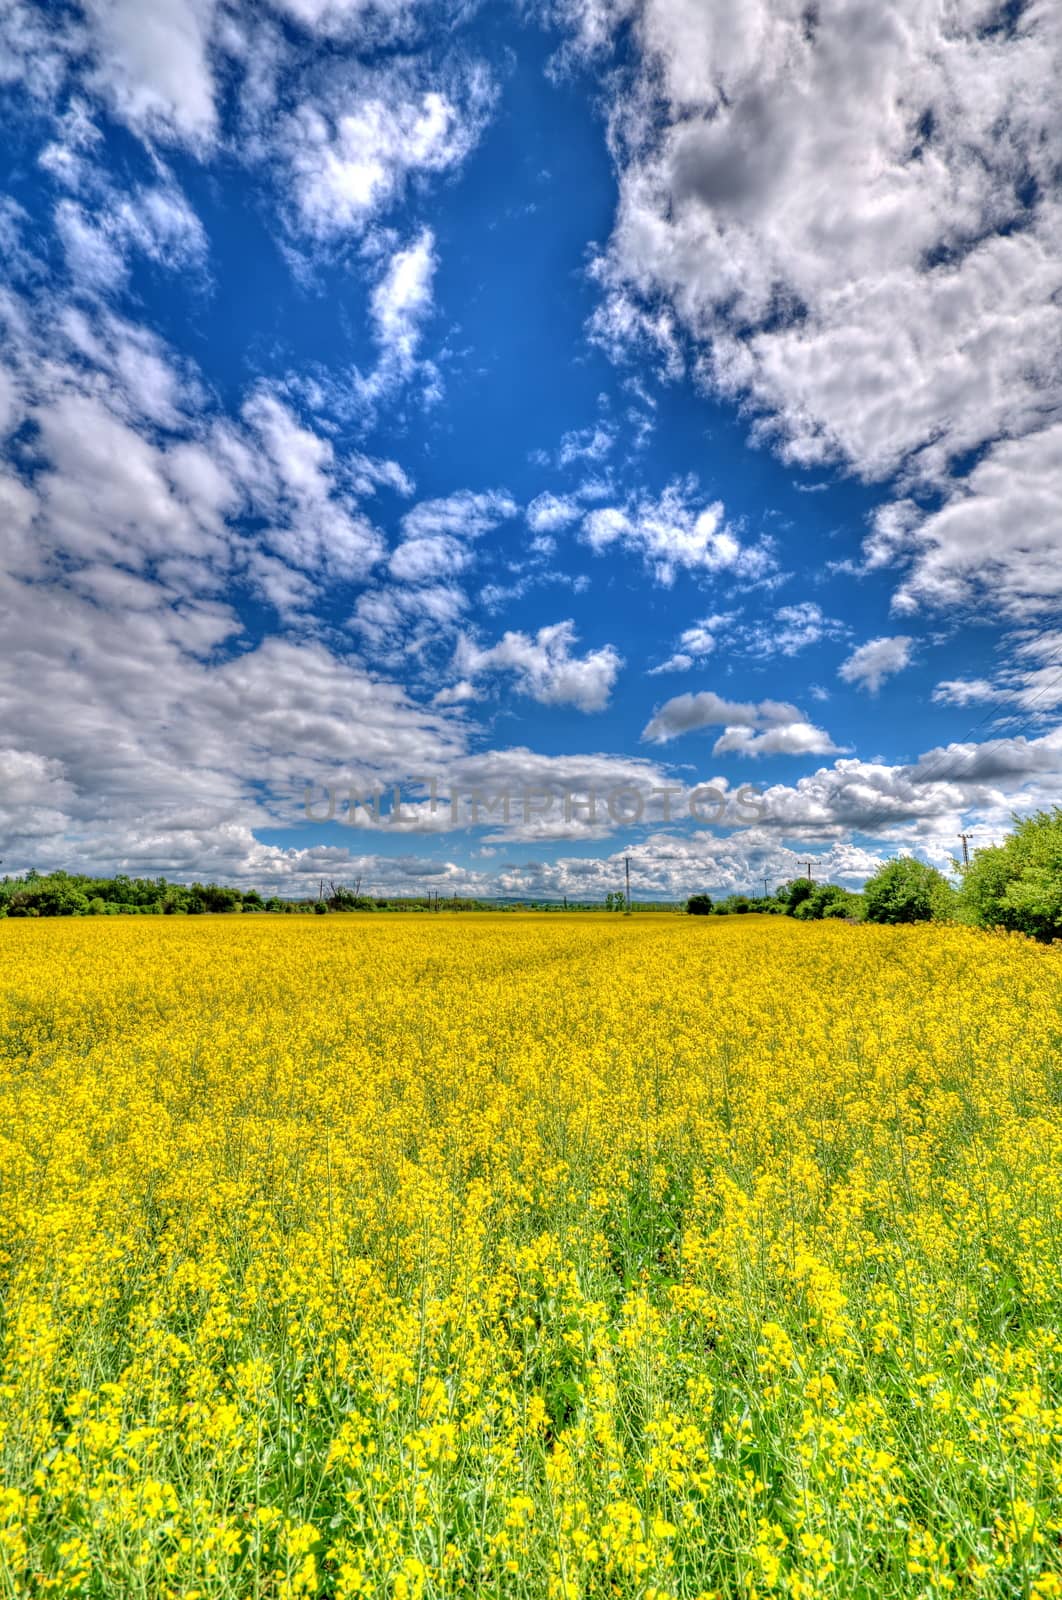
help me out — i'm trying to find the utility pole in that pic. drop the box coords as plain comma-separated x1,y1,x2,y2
763,877,770,898
806,861,813,883
958,833,973,867
625,856,631,912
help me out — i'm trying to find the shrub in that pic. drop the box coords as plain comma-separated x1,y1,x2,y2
863,858,953,925
686,894,713,916
779,878,814,915
958,809,1062,941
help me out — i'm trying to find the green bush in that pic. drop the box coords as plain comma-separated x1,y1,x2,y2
778,878,814,915
863,858,953,925
958,810,1062,941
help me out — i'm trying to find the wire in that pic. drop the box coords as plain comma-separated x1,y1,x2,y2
822,626,1062,855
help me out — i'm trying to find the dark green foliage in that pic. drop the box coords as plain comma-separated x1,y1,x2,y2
862,857,954,924
5,874,89,917
958,809,1062,942
686,894,713,915
792,883,864,921
778,877,815,914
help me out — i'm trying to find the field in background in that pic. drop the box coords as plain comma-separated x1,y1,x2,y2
2,914,1062,1599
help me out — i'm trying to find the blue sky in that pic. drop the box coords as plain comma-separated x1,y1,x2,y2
1,0,1060,899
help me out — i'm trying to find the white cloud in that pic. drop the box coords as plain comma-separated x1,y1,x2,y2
80,0,222,149
870,424,1062,618
712,721,843,759
746,601,843,658
355,227,438,401
643,689,840,757
455,619,623,712
377,488,518,613
526,491,582,533
926,629,1062,718
281,68,493,240
54,183,208,291
389,533,470,584
582,478,772,586
650,601,841,673
38,99,103,190
241,386,386,580
932,678,1006,708
432,679,481,706
401,489,517,541
267,0,417,38
648,614,730,674
0,274,407,622
838,635,914,695
350,582,468,659
558,422,615,467
564,0,1062,614
0,3,77,103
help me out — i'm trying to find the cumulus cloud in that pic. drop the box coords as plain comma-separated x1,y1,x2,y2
526,491,582,533
838,635,914,695
872,424,1062,618
649,613,734,674
389,534,470,584
280,64,494,239
0,272,409,624
79,0,222,149
401,489,518,542
560,0,1062,615
373,489,519,630
642,690,840,756
351,582,469,659
455,620,623,712
932,678,1007,708
582,478,773,586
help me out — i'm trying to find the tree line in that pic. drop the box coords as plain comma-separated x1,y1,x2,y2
0,873,500,918
0,874,681,918
687,809,1062,942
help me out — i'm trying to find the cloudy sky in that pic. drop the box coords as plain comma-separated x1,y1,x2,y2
1,0,1060,900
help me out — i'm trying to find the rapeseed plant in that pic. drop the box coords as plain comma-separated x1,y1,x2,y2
1,914,1061,1597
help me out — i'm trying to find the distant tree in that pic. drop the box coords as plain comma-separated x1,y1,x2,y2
686,893,713,916
792,883,863,921
314,900,328,915
863,858,953,925
193,883,241,913
778,877,815,915
8,879,89,917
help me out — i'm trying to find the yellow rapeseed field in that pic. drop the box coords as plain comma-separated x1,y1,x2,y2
2,913,1062,1600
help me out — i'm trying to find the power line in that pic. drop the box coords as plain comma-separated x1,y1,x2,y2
843,628,1062,856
